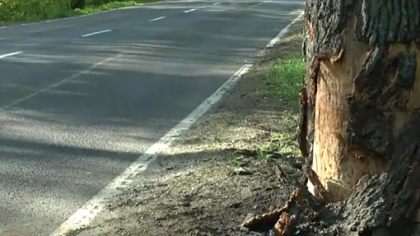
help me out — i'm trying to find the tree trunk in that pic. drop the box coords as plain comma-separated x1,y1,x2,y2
243,0,420,235
301,0,420,204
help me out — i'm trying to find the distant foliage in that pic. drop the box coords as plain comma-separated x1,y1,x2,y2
86,0,113,6
0,0,70,22
0,0,144,22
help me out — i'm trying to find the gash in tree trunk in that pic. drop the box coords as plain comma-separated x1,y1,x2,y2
244,0,420,235
302,0,420,200
300,0,420,233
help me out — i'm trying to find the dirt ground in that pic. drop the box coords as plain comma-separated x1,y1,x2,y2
75,19,305,236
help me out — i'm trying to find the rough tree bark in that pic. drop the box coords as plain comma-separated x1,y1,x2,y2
243,0,420,235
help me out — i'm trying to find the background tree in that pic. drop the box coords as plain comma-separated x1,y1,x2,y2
71,0,86,9
244,0,420,235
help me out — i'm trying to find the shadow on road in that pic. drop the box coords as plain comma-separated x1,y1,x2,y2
0,1,305,235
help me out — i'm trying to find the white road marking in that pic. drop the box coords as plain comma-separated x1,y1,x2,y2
248,2,263,9
50,63,252,236
0,53,123,111
10,1,167,26
149,16,166,22
81,29,112,38
0,26,6,29
49,12,305,236
184,8,197,13
21,22,40,26
0,0,216,28
0,51,23,60
212,2,220,5
266,11,304,48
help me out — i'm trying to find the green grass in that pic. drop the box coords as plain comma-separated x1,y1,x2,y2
267,56,305,103
266,25,304,103
0,0,158,23
70,0,157,15
257,24,305,162
267,56,304,103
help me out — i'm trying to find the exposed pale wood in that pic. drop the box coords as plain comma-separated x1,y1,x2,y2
301,0,420,203
247,0,420,233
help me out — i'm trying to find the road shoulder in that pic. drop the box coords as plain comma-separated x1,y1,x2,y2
73,17,305,236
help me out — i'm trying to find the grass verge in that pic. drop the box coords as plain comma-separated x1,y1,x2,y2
267,24,304,105
267,55,304,103
257,22,305,160
0,0,159,23
67,0,158,17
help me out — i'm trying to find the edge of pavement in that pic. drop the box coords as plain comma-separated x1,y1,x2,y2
49,10,305,236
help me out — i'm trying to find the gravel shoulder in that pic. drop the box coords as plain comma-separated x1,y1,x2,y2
73,18,305,236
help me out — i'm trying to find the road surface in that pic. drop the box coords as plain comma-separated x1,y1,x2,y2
0,0,304,235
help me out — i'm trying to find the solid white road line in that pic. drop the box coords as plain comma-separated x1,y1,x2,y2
49,11,305,236
49,63,252,236
184,8,197,13
0,51,23,59
266,12,304,48
81,29,113,38
149,16,166,22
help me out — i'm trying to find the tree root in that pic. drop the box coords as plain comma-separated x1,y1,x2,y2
242,162,420,236
242,164,322,235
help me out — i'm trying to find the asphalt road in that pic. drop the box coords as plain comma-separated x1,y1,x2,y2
0,0,304,235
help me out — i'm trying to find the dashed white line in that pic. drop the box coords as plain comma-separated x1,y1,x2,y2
0,26,6,29
212,2,220,5
81,29,112,38
0,51,23,59
149,16,166,22
184,8,197,13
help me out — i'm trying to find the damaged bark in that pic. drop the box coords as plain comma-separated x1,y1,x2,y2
243,0,420,235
